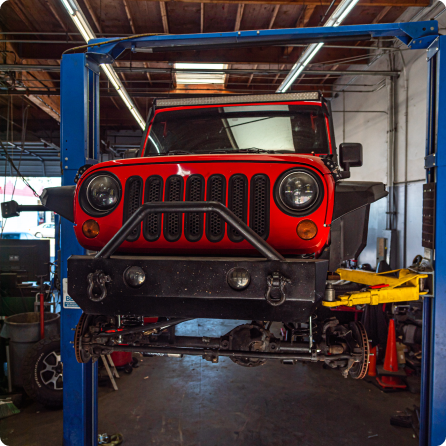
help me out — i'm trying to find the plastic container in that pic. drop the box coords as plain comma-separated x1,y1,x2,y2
1,312,60,387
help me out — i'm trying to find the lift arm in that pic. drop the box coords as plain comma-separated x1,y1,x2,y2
322,268,428,308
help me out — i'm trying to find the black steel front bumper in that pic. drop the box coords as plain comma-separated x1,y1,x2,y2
67,202,328,321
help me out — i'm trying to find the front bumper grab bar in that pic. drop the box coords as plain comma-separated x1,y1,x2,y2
95,201,286,262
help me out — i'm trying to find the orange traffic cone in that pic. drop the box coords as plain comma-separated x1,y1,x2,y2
376,319,407,389
368,343,377,377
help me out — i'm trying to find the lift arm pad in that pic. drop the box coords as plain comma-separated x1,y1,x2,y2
322,268,428,308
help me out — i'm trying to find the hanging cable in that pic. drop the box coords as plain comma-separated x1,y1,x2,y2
0,140,41,199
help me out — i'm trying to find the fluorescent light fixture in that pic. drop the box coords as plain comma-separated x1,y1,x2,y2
72,14,95,41
325,0,361,27
277,0,360,93
60,0,77,15
174,63,227,85
277,42,324,93
59,0,146,130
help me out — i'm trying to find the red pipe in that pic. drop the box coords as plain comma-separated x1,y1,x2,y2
40,293,45,339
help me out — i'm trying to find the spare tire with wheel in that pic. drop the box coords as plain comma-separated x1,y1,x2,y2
22,335,63,409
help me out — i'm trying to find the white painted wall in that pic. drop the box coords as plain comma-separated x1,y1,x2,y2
330,6,446,267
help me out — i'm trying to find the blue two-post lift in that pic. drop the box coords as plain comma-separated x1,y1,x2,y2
60,21,444,445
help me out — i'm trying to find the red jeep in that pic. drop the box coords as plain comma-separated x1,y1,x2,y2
42,92,387,375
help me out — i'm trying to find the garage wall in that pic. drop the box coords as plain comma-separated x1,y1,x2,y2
330,38,432,268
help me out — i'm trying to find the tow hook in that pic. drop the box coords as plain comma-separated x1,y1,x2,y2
265,272,291,307
87,270,112,302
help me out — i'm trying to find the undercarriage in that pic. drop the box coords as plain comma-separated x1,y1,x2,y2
74,314,370,379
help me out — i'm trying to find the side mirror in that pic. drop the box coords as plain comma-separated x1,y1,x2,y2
123,148,139,159
339,143,363,178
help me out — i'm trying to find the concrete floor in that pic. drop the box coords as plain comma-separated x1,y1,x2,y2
1,319,419,446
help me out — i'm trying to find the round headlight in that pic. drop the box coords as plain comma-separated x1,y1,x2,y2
279,171,319,211
227,268,251,291
87,175,120,211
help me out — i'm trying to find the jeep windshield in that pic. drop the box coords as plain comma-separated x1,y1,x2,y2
143,104,330,156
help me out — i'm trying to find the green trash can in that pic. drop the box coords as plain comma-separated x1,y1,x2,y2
1,312,60,388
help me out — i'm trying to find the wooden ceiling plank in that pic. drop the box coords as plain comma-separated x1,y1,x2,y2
160,2,170,34
268,4,280,29
144,62,153,85
234,4,245,31
40,0,75,40
372,5,392,23
130,0,427,5
123,0,137,34
83,0,103,34
8,0,38,32
201,3,204,33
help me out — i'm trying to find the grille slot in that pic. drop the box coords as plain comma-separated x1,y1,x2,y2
250,174,270,239
143,175,163,241
163,175,184,242
228,174,248,243
206,174,226,243
185,175,205,242
123,176,143,242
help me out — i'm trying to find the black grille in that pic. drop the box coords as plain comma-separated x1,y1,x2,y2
143,175,163,241
185,175,204,242
228,174,248,243
163,175,184,242
123,176,143,242
250,174,270,239
206,174,226,243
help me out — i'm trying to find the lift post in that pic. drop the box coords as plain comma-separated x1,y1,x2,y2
59,21,441,445
60,53,98,445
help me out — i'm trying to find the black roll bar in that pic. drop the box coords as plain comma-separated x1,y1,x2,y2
95,201,286,261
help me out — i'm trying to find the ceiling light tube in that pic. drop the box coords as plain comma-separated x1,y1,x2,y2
72,15,95,42
59,0,146,130
277,42,324,92
277,0,360,93
60,0,76,15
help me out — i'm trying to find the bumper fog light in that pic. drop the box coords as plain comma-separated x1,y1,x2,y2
227,267,251,290
82,220,100,238
297,219,317,240
124,266,146,288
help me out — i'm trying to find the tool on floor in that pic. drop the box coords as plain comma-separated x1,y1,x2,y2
376,319,407,390
0,398,20,420
98,433,123,445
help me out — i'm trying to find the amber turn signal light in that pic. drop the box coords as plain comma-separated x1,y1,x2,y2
82,220,100,238
297,220,317,240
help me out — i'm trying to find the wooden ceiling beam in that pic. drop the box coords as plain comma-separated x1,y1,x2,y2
372,5,392,23
8,0,38,32
83,0,103,34
40,0,75,40
234,4,245,32
127,0,427,6
160,3,170,34
200,3,205,33
123,0,137,34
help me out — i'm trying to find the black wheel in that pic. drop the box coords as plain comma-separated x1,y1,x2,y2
22,335,63,409
124,364,133,374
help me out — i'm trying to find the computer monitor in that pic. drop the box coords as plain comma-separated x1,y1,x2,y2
0,239,50,283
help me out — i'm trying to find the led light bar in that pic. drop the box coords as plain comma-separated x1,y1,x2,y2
156,92,320,108
59,0,145,130
277,0,360,93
